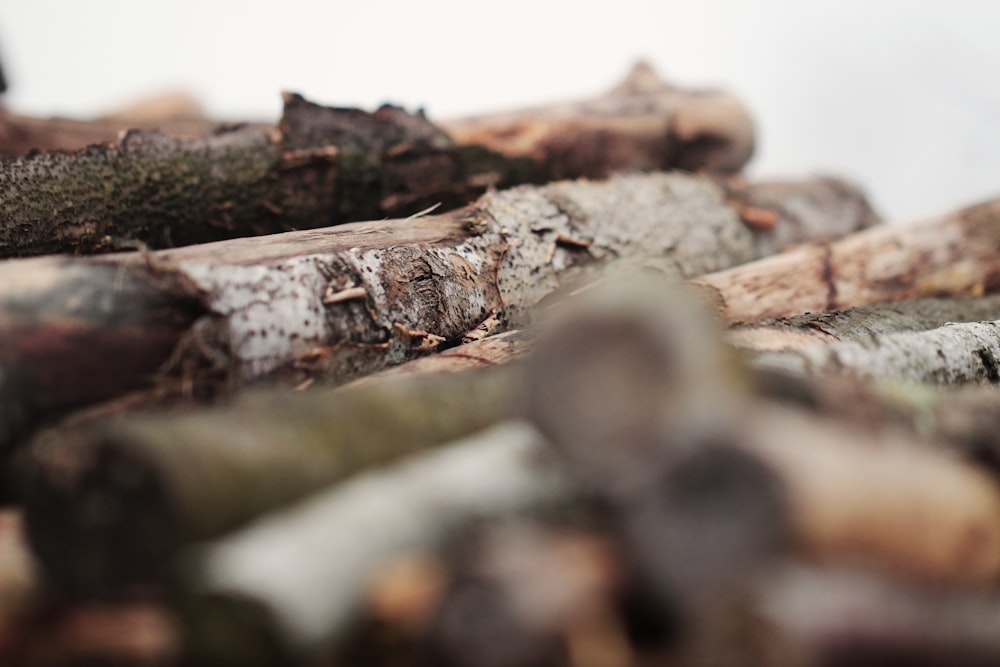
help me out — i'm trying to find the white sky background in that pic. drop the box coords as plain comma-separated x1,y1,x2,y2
1,0,998,221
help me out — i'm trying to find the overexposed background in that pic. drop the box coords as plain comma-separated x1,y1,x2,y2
1,0,998,221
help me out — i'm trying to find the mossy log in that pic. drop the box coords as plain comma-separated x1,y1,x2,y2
0,93,523,257
0,173,873,453
22,367,520,597
693,198,1000,324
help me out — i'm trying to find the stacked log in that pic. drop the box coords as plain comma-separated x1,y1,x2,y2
5,60,1000,667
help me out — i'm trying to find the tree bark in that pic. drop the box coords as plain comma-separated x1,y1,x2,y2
692,198,1000,324
0,173,873,452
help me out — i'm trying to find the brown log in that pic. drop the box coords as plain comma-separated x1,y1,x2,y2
692,198,1000,324
0,173,872,453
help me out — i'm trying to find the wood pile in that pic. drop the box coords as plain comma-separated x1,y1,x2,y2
2,62,1000,667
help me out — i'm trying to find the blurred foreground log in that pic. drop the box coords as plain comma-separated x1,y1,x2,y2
693,198,1000,323
0,173,871,453
181,421,560,667
0,63,756,257
23,368,518,596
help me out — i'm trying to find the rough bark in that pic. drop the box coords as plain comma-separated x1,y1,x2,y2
181,421,560,667
692,198,1000,324
0,93,528,257
749,319,1000,385
730,294,1000,351
22,367,520,596
0,173,873,453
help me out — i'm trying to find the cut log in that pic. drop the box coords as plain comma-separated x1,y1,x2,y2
692,198,1000,324
0,173,873,453
22,367,520,596
730,294,1000,351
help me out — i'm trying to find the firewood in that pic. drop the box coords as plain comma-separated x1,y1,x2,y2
22,368,520,596
692,198,1000,324
0,173,871,453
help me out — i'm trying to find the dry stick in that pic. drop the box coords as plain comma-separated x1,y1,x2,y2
0,173,872,452
692,198,1000,324
179,421,561,667
23,367,521,597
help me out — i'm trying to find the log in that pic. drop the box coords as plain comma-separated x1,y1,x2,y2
22,367,520,596
0,62,752,176
0,93,522,257
730,294,1000,352
443,61,753,177
692,198,1000,324
180,421,561,667
0,62,758,258
0,173,873,452
749,319,1000,385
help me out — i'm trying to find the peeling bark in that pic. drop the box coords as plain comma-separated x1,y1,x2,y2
0,173,873,452
692,198,1000,324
